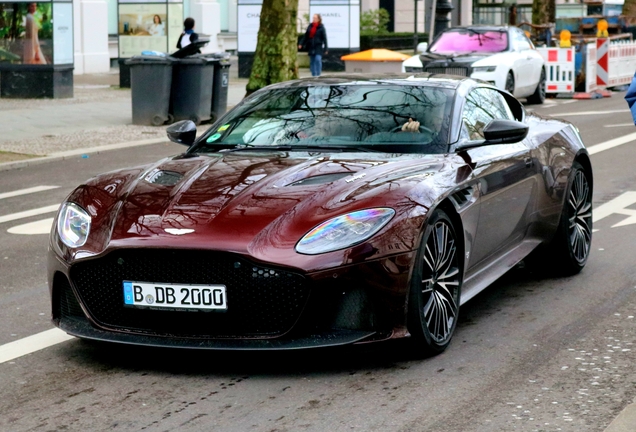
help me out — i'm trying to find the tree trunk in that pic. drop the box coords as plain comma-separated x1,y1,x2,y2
624,0,636,30
246,0,299,95
532,0,555,26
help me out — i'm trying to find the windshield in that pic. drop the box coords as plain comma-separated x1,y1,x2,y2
194,84,453,154
430,29,508,54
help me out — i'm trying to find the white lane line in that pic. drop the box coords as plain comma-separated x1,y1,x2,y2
0,204,59,224
593,191,636,226
548,109,630,117
0,185,59,200
0,328,74,364
7,218,54,235
588,132,636,155
604,123,635,128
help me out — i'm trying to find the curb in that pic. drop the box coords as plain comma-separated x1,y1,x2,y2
603,398,636,432
0,138,173,172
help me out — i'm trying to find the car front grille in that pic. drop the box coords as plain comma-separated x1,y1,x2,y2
404,66,423,73
69,249,311,338
425,67,469,77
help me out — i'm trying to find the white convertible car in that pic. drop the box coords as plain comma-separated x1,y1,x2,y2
402,25,546,104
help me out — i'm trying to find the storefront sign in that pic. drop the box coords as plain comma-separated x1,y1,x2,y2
237,0,262,53
53,3,73,64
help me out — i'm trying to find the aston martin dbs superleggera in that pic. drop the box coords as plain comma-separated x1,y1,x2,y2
49,74,593,355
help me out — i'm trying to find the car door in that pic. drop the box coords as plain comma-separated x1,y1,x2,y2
458,87,537,269
511,28,542,96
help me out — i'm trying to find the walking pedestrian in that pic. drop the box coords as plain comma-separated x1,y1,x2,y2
177,17,199,49
626,71,636,125
299,14,328,77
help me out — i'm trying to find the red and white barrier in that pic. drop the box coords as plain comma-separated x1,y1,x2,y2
537,47,575,93
597,38,636,88
597,38,609,87
585,43,597,94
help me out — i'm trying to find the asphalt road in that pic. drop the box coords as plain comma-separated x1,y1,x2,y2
1,95,636,432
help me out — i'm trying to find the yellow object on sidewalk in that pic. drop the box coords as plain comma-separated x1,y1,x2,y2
341,49,412,73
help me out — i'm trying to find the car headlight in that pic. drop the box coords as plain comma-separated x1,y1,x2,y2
472,66,496,73
295,208,395,255
57,203,91,248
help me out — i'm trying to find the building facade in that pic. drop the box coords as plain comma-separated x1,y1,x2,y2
77,0,491,75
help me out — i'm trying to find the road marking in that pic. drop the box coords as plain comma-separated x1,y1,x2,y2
0,328,74,364
0,204,59,224
0,185,59,200
7,218,54,235
548,109,630,117
604,123,635,128
587,132,636,155
593,192,636,227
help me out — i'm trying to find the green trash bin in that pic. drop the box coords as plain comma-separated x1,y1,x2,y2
126,55,175,126
170,56,215,125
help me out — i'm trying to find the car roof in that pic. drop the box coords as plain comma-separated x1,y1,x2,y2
262,74,468,91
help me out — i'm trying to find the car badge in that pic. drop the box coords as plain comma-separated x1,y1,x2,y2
164,228,195,235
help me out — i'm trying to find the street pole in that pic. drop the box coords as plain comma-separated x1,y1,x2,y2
428,0,437,45
434,0,454,39
414,0,418,54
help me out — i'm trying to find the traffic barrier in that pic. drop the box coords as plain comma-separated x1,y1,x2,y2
572,42,611,99
585,43,597,94
606,39,636,87
597,38,609,86
537,47,575,93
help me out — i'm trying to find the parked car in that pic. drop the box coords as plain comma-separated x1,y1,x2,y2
402,26,547,104
49,74,591,355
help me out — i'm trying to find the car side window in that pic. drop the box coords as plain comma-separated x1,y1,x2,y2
461,88,515,141
512,29,532,51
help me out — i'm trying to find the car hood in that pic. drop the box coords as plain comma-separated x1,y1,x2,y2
66,151,466,269
419,52,494,67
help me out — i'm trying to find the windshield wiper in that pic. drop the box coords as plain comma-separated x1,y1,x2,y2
221,144,382,153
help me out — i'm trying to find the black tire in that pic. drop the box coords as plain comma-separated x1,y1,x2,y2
151,115,165,126
408,209,462,356
505,72,515,95
546,161,593,275
526,68,546,105
166,113,175,125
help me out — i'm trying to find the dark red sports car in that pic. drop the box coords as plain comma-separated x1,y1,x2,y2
49,75,592,355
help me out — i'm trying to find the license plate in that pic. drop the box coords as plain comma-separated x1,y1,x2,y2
123,281,227,311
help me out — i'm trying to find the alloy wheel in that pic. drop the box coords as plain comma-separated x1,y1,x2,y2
421,220,460,343
568,170,592,263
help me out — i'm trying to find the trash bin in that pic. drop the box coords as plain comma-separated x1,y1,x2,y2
118,58,131,89
210,53,231,122
170,56,215,125
126,55,175,126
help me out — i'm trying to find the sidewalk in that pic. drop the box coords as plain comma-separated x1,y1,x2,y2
0,57,314,166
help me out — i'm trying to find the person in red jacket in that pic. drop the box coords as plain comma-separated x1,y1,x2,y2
299,14,328,77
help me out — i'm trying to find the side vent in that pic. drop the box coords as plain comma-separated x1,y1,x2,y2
450,187,474,209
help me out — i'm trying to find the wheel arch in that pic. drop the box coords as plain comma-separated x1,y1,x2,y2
574,151,593,191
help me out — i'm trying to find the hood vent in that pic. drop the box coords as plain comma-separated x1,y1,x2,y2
144,169,184,186
286,173,352,187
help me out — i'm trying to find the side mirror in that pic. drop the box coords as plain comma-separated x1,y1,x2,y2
417,42,428,54
167,120,197,146
455,119,528,152
483,119,529,144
